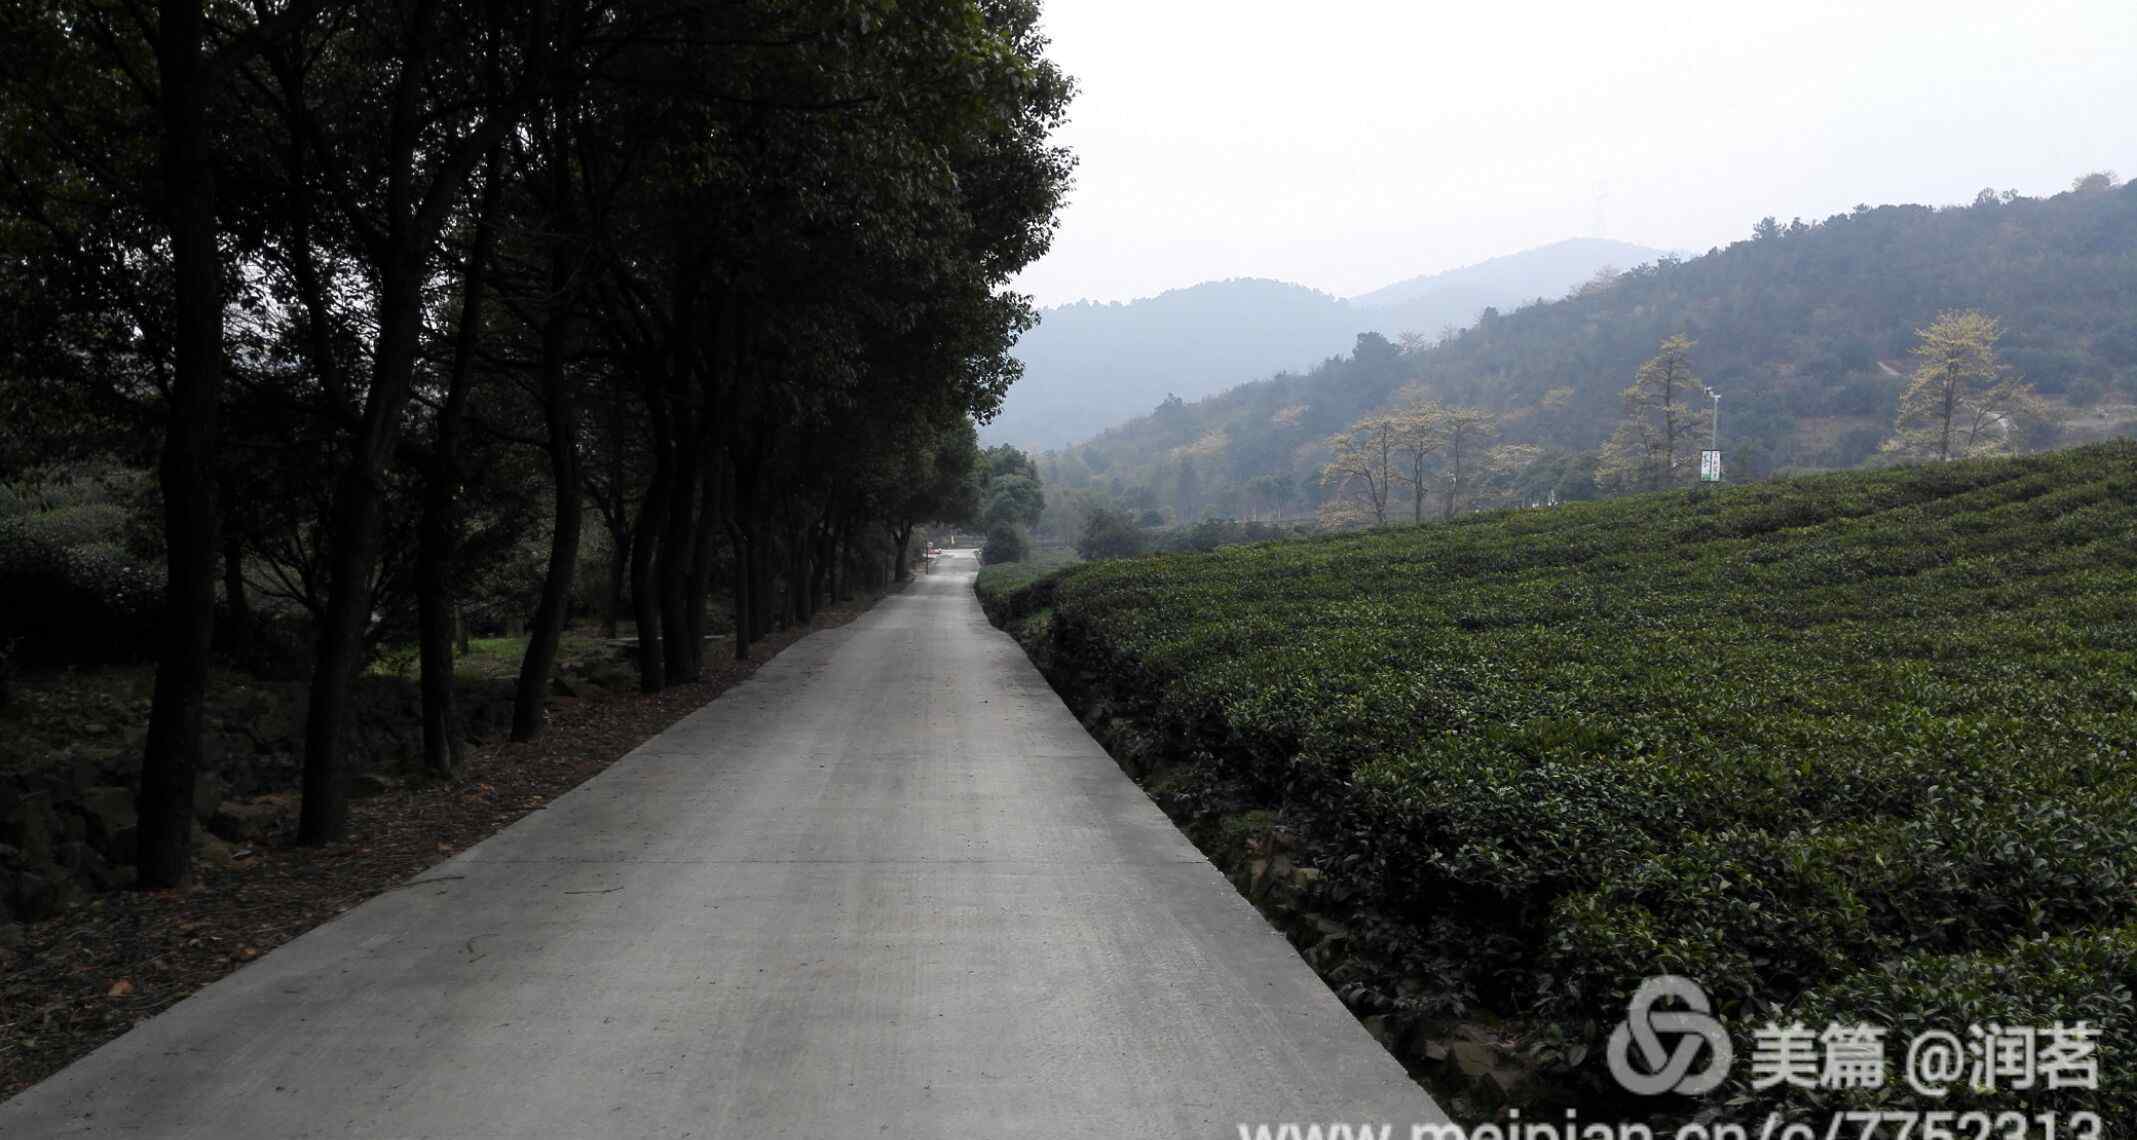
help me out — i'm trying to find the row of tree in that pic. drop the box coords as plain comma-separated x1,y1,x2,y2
1319,399,1506,526
1311,311,2049,530
0,0,1072,885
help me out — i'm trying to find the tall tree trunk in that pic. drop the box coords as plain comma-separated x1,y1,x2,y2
597,377,629,640
807,523,831,616
511,268,581,741
602,533,626,640
297,0,499,844
416,148,501,779
301,258,428,845
630,359,672,691
727,520,752,660
220,495,250,661
828,518,846,602
657,442,698,681
656,268,701,685
416,466,466,777
788,523,812,626
752,525,776,636
892,523,914,583
685,447,721,677
137,0,219,888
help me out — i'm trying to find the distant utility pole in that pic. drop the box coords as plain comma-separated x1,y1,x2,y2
1591,181,1609,239
1700,386,1723,482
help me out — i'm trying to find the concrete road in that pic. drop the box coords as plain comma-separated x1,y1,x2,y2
4,552,1446,1138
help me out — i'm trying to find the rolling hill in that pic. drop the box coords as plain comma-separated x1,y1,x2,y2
1348,236,1668,336
1042,181,2137,519
985,239,1669,451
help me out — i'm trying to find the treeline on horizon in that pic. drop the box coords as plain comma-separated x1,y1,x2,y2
0,0,1072,886
1039,176,2137,532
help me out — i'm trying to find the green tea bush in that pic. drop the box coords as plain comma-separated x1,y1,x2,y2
993,443,2137,1109
0,492,165,665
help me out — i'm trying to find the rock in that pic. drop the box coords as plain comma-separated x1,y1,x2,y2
549,675,577,698
193,832,240,870
77,785,138,851
9,870,58,921
1304,914,1348,943
349,773,399,800
208,794,297,844
3,791,54,865
56,841,117,890
71,750,119,793
1484,1068,1528,1100
192,771,226,822
1450,1039,1499,1080
0,922,22,950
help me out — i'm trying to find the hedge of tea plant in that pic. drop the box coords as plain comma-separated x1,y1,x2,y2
997,442,2137,1112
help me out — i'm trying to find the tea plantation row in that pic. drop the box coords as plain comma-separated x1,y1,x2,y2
984,443,2137,1113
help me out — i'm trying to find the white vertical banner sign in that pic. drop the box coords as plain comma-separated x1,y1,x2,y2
1700,450,1723,482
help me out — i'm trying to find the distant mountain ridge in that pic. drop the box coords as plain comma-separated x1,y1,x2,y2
985,238,1671,450
1044,182,2137,521
1349,237,1674,335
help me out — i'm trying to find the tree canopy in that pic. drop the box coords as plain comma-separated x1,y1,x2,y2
0,0,1074,883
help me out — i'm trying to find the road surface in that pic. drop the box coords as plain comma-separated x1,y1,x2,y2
3,551,1446,1138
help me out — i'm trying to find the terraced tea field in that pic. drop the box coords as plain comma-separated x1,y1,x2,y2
983,443,2137,1113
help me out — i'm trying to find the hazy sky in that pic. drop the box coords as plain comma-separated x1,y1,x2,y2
1009,0,2137,308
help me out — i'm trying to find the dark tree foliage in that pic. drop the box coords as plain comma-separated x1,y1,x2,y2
0,0,1073,860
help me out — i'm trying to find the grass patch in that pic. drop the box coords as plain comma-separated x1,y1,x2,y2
364,626,627,685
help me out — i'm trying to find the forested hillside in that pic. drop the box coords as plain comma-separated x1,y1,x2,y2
1042,181,2137,528
985,240,1664,451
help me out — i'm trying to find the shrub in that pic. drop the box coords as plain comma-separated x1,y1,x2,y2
0,492,166,666
980,522,1028,566
0,535,165,665
1076,507,1146,560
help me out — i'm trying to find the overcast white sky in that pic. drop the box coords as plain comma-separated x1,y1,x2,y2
1009,0,2137,308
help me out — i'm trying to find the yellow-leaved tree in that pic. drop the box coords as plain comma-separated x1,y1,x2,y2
1598,335,1710,491
1389,399,1501,521
1319,414,1404,527
1882,311,2046,463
